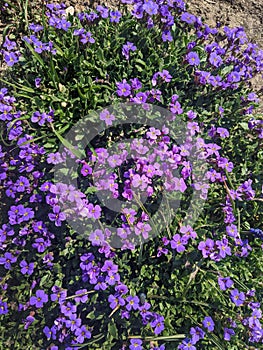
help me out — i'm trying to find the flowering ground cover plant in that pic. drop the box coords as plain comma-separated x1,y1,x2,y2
0,0,263,349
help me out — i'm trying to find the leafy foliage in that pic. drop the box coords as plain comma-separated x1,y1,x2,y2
0,1,262,350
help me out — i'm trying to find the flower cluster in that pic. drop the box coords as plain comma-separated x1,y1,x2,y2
0,36,21,66
23,35,57,55
46,2,71,31
0,0,262,349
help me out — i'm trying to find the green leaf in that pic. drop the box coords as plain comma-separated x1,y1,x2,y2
50,122,85,159
108,321,118,339
24,41,45,67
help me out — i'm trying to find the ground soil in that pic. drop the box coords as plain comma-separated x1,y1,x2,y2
188,0,263,45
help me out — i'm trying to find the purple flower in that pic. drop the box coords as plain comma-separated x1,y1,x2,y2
65,313,82,331
181,12,196,25
115,283,128,295
149,89,162,102
247,92,259,102
108,294,125,309
31,111,46,126
209,52,223,67
129,338,143,350
74,289,88,303
226,224,238,238
224,327,235,341
178,338,196,350
116,79,131,97
74,28,85,36
190,326,205,344
32,237,50,253
95,275,107,290
131,4,144,19
121,208,137,225
47,152,63,165
146,127,161,140
50,286,67,303
122,41,137,60
48,205,66,226
152,70,172,86
227,71,240,83
80,31,95,44
143,1,158,15
29,23,44,33
43,253,54,267
170,101,183,115
216,238,231,258
106,273,120,286
202,316,215,332
159,69,172,82
89,229,104,246
217,157,234,172
80,164,92,178
100,109,115,126
130,78,142,90
131,174,149,190
80,253,94,271
187,121,200,136
0,103,12,121
3,36,16,50
4,51,19,66
230,289,246,306
131,91,148,104
21,206,35,221
20,260,34,275
24,315,35,329
8,204,34,225
61,302,77,316
49,17,71,31
30,289,48,308
0,300,8,315
7,120,23,140
101,260,118,274
15,176,30,192
43,325,56,340
180,225,197,241
0,252,17,269
162,30,172,42
139,301,151,319
187,52,200,66
170,234,187,253
169,177,187,193
110,11,122,23
75,325,91,343
85,12,99,22
151,315,165,335
218,276,234,291
126,295,140,311
0,224,14,237
217,127,229,138
134,222,152,240
40,181,52,192
96,5,109,18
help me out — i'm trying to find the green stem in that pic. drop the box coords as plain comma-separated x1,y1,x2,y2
23,0,29,30
0,78,35,93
